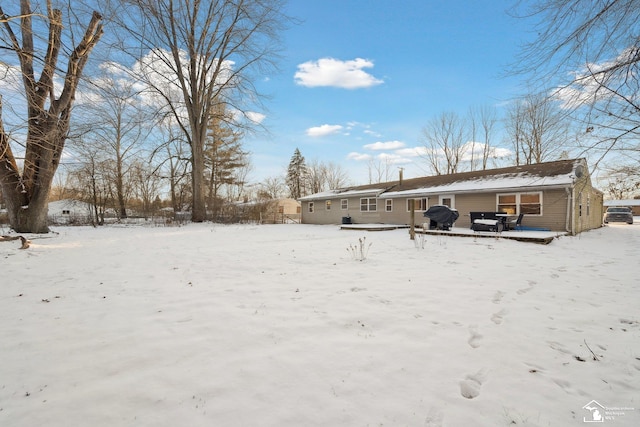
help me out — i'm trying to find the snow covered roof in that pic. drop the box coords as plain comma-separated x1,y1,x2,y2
300,159,588,201
380,171,574,198
604,199,640,206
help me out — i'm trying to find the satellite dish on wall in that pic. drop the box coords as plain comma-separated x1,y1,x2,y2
575,165,585,178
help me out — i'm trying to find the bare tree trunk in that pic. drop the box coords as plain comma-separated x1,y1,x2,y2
0,235,30,249
191,132,206,222
0,3,103,233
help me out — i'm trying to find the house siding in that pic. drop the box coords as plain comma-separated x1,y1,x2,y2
572,174,605,234
389,189,572,231
301,197,382,225
303,189,577,231
299,159,604,234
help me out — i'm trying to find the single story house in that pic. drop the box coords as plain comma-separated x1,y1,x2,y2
604,199,640,216
299,158,604,235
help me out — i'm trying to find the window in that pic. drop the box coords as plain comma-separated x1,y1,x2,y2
497,192,542,215
520,193,541,215
341,199,348,210
385,199,393,212
440,196,453,208
497,194,517,214
326,200,331,210
578,192,583,217
407,198,428,211
360,198,377,212
62,210,70,215
308,202,314,213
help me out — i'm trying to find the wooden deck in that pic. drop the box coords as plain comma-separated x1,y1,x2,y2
340,224,563,244
340,224,410,231
416,227,563,244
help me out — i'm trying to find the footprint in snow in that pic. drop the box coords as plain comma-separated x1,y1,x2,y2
424,407,444,427
492,290,505,304
460,370,485,399
468,325,482,348
491,309,507,325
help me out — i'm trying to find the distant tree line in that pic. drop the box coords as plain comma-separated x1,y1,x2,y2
0,0,289,232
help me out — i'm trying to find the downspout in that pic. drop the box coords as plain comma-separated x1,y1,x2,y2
565,186,574,235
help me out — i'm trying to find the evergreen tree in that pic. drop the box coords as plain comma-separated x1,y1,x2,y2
286,148,307,199
204,104,247,219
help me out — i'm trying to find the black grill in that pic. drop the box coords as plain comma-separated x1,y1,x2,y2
423,205,459,231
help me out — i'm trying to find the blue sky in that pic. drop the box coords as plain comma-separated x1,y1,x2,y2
247,0,536,185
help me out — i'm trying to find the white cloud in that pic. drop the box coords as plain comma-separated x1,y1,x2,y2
459,141,512,161
0,64,22,91
395,147,428,157
347,152,372,161
306,124,343,137
376,152,412,165
363,129,382,138
552,47,640,110
245,111,266,124
131,48,236,114
363,140,405,151
294,57,384,89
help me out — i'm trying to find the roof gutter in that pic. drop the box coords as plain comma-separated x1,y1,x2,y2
379,184,572,199
298,189,385,202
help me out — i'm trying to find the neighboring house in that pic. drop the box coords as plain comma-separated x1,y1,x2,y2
604,199,640,216
264,198,301,224
224,198,301,224
299,158,604,235
48,199,95,224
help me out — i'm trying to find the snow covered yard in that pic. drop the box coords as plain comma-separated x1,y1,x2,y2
1,223,639,426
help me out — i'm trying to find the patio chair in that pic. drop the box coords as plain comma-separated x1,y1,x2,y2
507,213,524,230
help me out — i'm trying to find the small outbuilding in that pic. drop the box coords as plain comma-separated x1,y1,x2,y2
48,199,95,225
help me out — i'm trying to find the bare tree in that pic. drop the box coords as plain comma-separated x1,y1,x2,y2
223,162,252,203
599,163,640,200
303,159,351,192
367,157,394,184
510,0,640,159
0,1,103,232
323,161,351,189
504,93,571,165
468,105,498,170
77,68,152,219
116,0,288,222
259,176,286,199
306,159,326,194
67,139,112,226
421,112,467,175
152,122,191,214
130,160,162,219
